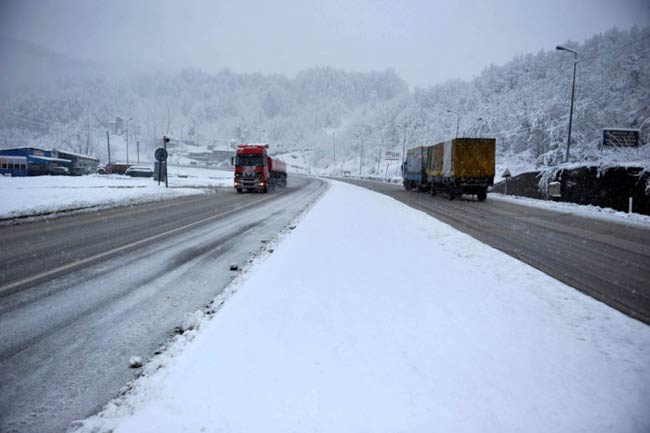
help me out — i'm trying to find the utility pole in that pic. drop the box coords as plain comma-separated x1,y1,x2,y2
126,119,130,164
447,110,460,138
332,132,336,164
106,131,111,164
136,141,140,164
400,122,409,162
124,117,133,164
377,148,381,173
359,140,364,176
556,45,578,162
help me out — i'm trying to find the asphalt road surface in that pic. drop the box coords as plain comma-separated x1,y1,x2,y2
338,178,650,325
0,176,325,433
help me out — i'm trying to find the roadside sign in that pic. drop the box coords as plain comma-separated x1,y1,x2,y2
384,151,400,160
155,147,168,162
548,181,561,198
502,168,511,178
602,129,641,148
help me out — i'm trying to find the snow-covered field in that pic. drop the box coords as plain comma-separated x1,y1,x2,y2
75,180,650,433
0,166,232,219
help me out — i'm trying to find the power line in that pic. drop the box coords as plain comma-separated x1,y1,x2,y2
4,113,50,127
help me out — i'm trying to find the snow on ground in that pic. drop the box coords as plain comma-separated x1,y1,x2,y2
0,166,232,219
277,149,313,174
491,193,650,227
74,180,650,433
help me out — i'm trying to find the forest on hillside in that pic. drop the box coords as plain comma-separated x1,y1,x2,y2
1,26,649,174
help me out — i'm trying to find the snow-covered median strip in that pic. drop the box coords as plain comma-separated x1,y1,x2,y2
74,180,650,433
491,193,650,227
0,167,232,220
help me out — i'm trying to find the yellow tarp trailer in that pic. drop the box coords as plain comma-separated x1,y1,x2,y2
425,138,496,201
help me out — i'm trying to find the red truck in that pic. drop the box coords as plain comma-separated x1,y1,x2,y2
97,162,131,175
233,144,287,193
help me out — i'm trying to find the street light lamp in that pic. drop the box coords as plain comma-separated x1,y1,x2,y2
447,109,460,138
556,45,578,162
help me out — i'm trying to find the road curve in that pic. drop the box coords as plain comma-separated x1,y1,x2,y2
336,178,650,325
0,176,325,433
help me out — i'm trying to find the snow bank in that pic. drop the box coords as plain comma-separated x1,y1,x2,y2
491,193,650,227
0,167,232,219
74,180,650,433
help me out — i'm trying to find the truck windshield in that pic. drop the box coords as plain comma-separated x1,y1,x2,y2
236,155,264,166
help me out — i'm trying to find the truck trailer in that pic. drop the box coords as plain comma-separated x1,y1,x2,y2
402,138,495,201
233,144,287,193
402,146,428,191
425,138,495,201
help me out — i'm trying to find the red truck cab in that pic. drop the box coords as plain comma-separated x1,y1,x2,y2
233,144,287,193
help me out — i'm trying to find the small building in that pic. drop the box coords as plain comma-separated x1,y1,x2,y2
0,155,29,176
56,150,99,175
0,147,58,158
0,147,70,176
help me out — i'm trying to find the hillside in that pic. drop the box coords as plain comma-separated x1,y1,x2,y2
1,26,648,176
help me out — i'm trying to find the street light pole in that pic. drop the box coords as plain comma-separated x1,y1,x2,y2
556,45,578,162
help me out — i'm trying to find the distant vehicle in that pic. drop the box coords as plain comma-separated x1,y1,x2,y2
403,138,495,201
98,162,131,175
232,144,287,193
48,166,69,176
125,166,154,178
403,146,428,191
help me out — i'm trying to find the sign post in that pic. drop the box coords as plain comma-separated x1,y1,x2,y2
502,168,511,196
155,137,169,187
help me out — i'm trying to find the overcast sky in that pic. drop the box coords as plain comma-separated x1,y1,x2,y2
2,0,649,87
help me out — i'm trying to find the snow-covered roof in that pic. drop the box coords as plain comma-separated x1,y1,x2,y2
602,128,641,132
0,146,54,152
56,149,99,161
27,155,71,164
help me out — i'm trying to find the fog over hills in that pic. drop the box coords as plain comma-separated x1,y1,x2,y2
1,26,649,175
0,37,106,97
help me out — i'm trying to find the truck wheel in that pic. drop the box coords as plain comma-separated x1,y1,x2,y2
448,189,455,200
477,190,487,201
262,185,269,193
236,188,243,193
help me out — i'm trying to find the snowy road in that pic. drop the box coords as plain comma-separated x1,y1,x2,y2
73,180,650,433
338,178,650,324
0,176,325,433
